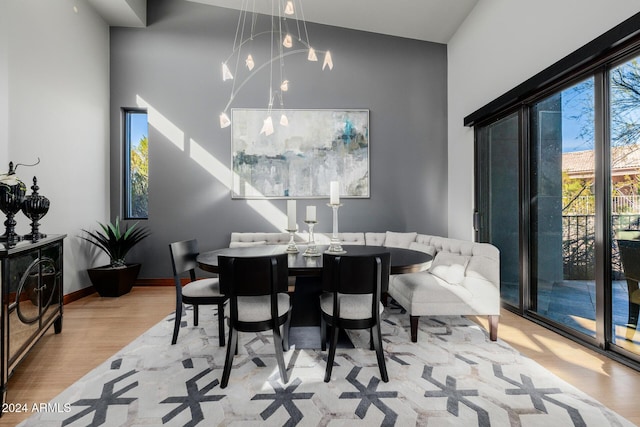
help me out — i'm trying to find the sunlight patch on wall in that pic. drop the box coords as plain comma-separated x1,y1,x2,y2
189,138,287,230
189,138,231,185
136,94,289,230
136,95,184,151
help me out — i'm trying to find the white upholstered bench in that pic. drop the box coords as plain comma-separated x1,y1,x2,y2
228,231,500,342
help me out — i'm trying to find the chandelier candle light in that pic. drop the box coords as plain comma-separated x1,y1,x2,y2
218,0,334,132
303,205,320,257
286,199,299,253
326,181,345,254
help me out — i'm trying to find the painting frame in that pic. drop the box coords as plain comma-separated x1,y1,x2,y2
231,108,370,199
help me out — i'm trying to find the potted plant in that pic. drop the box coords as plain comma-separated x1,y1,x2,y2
81,217,150,297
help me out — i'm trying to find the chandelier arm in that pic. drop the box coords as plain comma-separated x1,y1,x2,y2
232,0,247,53
277,91,284,109
268,3,275,111
223,49,308,113
229,1,252,96
277,0,287,105
251,0,257,37
240,3,250,45
223,30,328,65
292,0,302,42
297,0,311,47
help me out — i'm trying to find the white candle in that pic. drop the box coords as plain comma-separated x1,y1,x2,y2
287,200,297,230
306,205,316,222
330,181,340,205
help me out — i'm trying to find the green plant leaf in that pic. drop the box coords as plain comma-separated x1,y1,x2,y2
81,216,150,267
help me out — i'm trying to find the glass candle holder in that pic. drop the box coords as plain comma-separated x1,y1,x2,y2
326,203,346,254
303,220,320,257
285,228,299,253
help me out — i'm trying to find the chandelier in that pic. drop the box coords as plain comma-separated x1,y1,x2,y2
218,0,333,135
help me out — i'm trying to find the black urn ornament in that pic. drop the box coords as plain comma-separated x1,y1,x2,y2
22,176,49,242
0,162,26,248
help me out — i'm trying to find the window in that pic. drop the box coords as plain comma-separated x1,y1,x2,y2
124,109,148,219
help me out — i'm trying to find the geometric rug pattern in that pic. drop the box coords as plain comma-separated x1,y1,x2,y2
18,303,635,426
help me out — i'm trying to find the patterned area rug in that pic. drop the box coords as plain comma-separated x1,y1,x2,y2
19,304,635,427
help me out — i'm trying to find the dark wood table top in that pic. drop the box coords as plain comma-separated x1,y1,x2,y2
197,245,432,276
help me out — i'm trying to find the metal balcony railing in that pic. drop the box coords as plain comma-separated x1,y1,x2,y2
562,213,640,280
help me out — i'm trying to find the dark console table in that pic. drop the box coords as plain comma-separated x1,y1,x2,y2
0,234,65,409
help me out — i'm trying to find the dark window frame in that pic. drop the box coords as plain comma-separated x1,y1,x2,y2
123,108,148,220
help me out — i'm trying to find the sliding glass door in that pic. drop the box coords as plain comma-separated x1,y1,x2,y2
610,55,640,356
475,113,520,307
470,17,640,368
475,58,640,362
530,78,597,337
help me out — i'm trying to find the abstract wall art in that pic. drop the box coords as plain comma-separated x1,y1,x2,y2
231,109,369,199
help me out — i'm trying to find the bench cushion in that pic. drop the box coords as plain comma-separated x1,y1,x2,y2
389,273,472,314
385,231,417,248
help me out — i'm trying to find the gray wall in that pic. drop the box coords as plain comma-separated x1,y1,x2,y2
110,0,448,278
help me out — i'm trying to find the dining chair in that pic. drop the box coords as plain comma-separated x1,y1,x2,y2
320,251,391,383
217,253,292,388
169,239,227,347
617,239,640,340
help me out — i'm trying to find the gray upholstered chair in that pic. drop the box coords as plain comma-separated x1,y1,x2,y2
217,253,292,388
320,251,390,383
169,239,227,346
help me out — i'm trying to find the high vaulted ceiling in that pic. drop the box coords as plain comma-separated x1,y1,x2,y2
187,0,478,43
89,0,479,44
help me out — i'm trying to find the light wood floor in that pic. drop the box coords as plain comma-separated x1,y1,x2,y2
1,286,639,426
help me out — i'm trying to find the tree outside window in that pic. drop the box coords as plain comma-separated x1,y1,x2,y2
125,110,148,219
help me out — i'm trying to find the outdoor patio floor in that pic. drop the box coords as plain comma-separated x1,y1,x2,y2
503,280,640,353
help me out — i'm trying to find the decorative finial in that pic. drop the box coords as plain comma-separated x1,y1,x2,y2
31,176,40,195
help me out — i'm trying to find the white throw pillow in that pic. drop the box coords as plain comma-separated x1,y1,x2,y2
429,252,469,285
229,240,267,248
385,231,417,248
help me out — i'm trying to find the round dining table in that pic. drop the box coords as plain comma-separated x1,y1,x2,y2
196,244,432,276
196,244,432,349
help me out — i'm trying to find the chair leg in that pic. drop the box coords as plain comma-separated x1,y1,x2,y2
627,302,639,340
171,301,183,345
272,322,289,384
282,312,291,352
220,327,238,389
410,315,419,342
488,315,499,341
324,323,340,382
217,302,225,347
371,324,388,382
193,304,199,327
626,280,639,340
320,316,327,351
369,328,374,351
